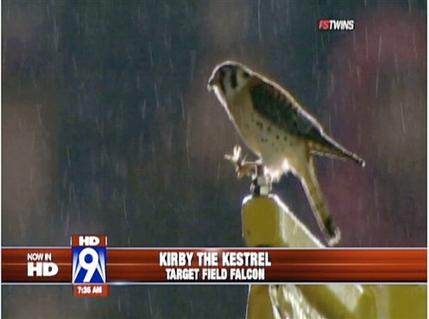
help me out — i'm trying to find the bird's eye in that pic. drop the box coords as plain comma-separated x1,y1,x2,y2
242,71,249,78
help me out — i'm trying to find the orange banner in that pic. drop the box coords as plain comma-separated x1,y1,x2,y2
2,248,426,283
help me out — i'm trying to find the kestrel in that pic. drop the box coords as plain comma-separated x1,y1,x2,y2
207,61,365,246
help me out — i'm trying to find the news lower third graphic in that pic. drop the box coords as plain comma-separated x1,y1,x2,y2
1,235,427,297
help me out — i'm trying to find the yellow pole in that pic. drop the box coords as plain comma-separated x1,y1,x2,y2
224,146,426,318
242,192,378,319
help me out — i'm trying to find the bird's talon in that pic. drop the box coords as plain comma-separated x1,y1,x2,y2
235,163,256,179
225,145,258,179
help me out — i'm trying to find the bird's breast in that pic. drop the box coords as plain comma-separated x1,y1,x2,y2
227,91,305,175
227,91,262,155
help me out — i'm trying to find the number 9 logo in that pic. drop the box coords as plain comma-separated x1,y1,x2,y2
72,247,106,283
79,247,99,282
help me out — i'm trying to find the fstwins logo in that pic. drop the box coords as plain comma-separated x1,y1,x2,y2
318,19,354,31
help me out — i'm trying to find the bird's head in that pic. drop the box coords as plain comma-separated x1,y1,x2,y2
207,61,252,98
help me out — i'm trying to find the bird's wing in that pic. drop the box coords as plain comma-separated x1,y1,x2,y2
249,79,365,166
249,79,327,145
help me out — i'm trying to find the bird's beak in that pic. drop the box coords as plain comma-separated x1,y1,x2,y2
207,73,218,91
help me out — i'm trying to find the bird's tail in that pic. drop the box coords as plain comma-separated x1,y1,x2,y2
299,158,341,246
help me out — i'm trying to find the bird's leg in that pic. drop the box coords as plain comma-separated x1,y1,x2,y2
224,145,260,179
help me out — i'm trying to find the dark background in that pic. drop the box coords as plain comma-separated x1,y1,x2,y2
2,0,426,318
